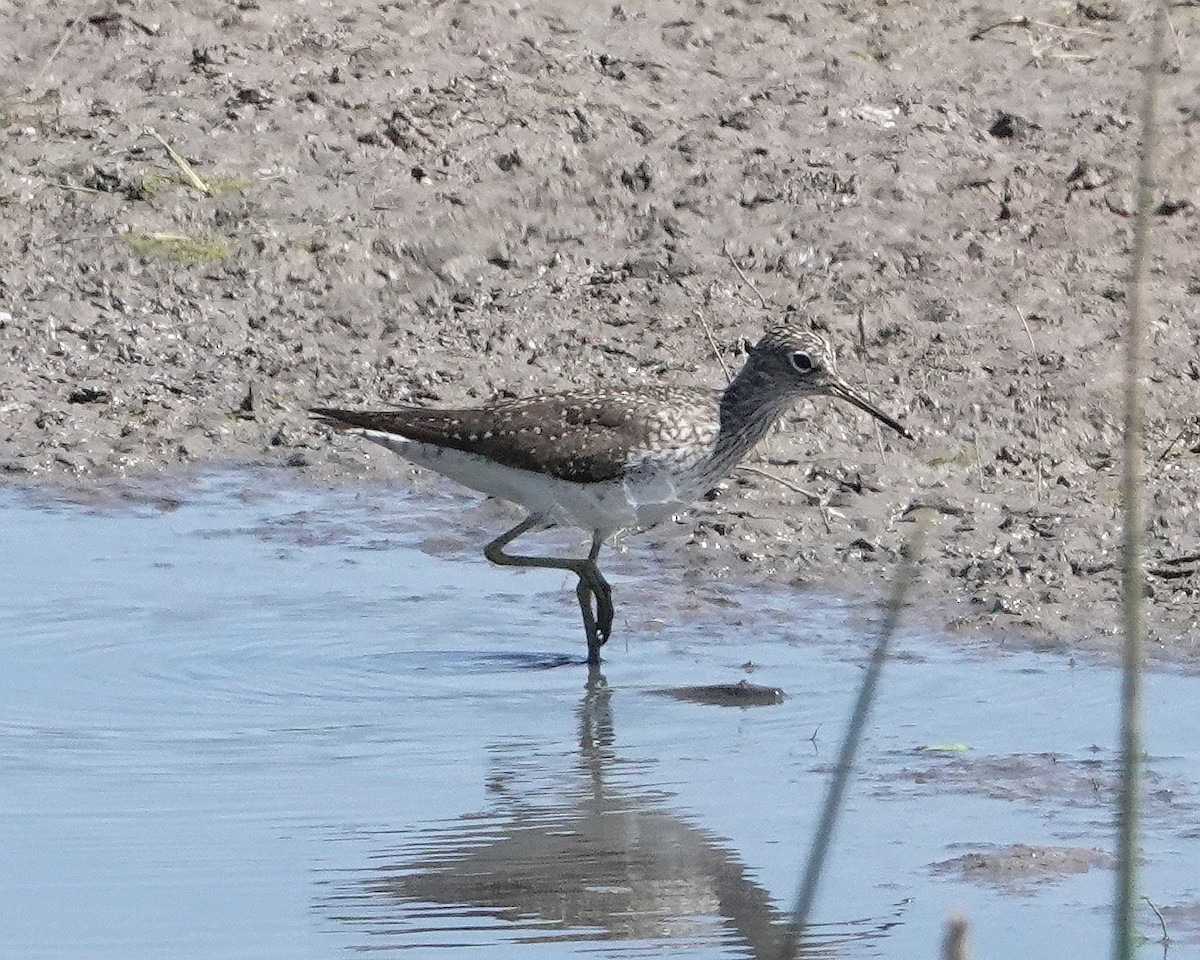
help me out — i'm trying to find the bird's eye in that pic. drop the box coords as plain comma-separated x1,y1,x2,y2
790,351,814,373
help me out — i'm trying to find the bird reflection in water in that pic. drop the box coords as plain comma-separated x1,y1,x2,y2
327,669,901,956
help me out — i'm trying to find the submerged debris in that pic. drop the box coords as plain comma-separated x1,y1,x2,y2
651,679,785,707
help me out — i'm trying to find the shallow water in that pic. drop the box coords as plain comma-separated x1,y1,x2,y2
1,474,1197,959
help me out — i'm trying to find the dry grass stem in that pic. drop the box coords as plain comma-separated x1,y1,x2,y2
777,511,932,960
693,308,732,384
1016,307,1045,503
1141,896,1171,946
1155,420,1193,462
53,181,105,195
942,916,972,960
854,306,868,360
145,127,212,196
722,241,770,310
1113,8,1164,960
32,15,84,91
734,465,821,505
970,15,1112,41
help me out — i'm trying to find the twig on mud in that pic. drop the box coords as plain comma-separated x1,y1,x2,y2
390,108,438,146
1155,421,1194,462
1147,564,1195,580
32,15,84,90
734,465,821,505
693,308,733,384
777,511,932,960
722,242,769,310
970,15,1111,42
699,265,783,457
1141,895,1171,945
1163,7,1185,72
1017,307,1045,503
854,305,868,360
52,181,105,195
145,127,212,196
736,464,832,535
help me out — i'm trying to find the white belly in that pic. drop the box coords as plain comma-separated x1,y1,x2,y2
360,432,700,536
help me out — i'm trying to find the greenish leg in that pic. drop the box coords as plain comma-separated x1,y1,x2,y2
484,517,614,664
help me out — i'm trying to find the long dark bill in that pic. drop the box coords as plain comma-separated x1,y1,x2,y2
309,407,389,432
827,379,912,439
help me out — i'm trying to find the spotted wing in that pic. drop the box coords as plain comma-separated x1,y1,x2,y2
312,390,714,484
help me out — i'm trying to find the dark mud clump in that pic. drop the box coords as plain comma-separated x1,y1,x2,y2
932,843,1115,893
651,679,786,708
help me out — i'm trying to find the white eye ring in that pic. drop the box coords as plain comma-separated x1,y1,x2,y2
790,351,814,373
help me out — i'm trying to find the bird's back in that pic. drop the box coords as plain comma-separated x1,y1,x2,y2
311,386,722,486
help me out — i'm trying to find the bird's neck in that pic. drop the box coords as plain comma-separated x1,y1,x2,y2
716,367,793,459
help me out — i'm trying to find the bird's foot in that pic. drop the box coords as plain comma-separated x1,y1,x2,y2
576,582,613,667
594,580,613,644
578,564,613,645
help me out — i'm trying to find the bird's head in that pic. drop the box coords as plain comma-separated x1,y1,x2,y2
746,324,911,438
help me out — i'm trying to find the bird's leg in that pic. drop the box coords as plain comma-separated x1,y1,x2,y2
585,533,613,644
483,517,613,664
575,577,603,665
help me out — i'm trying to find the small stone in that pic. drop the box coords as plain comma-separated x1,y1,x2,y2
495,149,521,172
989,112,1037,140
68,386,111,404
620,160,652,192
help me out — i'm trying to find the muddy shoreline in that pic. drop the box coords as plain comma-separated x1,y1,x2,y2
2,2,1198,661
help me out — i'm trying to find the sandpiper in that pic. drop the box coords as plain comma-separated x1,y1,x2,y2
312,323,909,664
